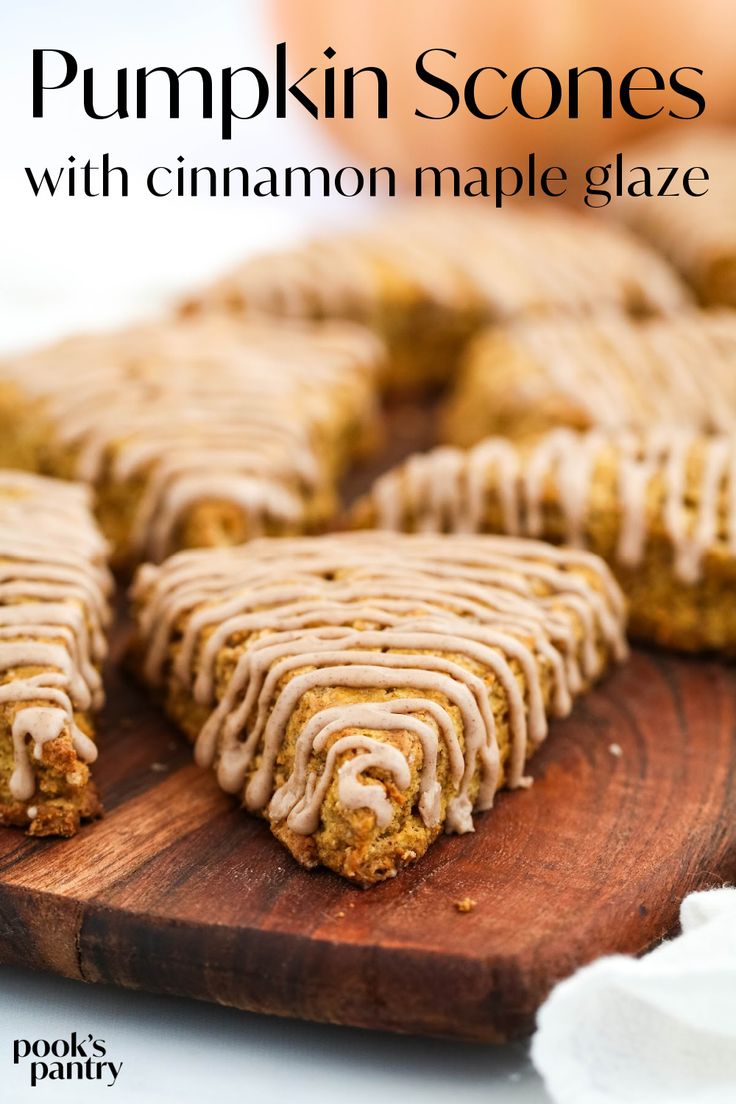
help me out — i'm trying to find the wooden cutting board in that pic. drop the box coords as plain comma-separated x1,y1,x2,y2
1,629,735,1042
1,401,735,1041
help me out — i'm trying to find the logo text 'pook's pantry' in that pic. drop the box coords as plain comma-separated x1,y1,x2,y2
13,1032,122,1088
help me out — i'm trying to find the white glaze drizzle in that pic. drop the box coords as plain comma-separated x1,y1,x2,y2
363,427,736,585
0,471,111,803
462,311,736,437
189,207,688,324
2,317,383,562
132,532,626,838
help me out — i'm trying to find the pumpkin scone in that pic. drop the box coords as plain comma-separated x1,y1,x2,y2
130,532,627,884
181,207,689,390
442,310,736,447
352,428,736,654
614,129,736,308
0,316,383,570
0,470,112,837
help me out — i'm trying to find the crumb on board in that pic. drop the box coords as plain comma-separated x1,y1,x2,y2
609,743,623,758
454,897,477,913
150,762,168,772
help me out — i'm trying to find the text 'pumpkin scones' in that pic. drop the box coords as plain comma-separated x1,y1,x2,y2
352,428,736,654
442,310,736,447
182,207,689,389
0,471,112,837
614,129,736,309
130,532,627,884
0,316,383,570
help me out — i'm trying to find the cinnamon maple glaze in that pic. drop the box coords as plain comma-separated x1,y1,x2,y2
132,532,626,878
0,471,111,804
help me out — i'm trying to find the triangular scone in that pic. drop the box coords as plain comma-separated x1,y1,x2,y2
351,427,736,655
0,471,112,836
442,311,736,447
0,316,383,571
130,532,627,884
181,207,689,391
614,129,736,308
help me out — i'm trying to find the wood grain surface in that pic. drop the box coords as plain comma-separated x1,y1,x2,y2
1,400,735,1041
1,630,735,1042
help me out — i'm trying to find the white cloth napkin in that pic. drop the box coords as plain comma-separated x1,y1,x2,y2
531,888,736,1104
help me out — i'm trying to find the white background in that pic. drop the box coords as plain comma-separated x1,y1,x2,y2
0,2,550,1099
0,0,375,354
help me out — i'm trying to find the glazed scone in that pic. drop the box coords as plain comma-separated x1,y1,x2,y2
130,532,627,884
442,310,736,447
181,207,690,390
0,471,112,836
0,316,383,570
614,129,736,308
352,428,736,654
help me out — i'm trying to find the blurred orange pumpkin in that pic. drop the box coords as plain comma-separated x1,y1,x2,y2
271,0,735,178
